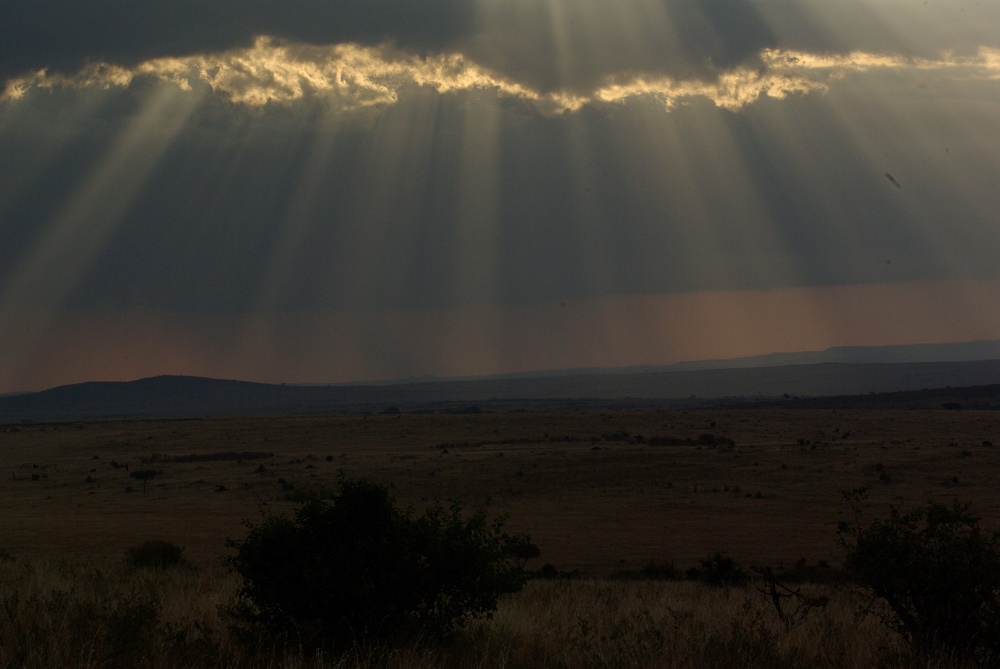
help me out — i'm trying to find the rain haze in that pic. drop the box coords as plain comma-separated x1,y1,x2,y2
2,0,1000,392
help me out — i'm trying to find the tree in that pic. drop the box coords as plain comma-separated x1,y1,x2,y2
839,493,1000,662
130,470,157,494
509,534,541,569
225,475,531,651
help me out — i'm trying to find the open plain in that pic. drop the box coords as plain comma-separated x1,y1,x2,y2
3,408,998,573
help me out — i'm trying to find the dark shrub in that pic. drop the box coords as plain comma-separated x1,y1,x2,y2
126,540,185,568
225,475,529,651
840,495,1000,661
696,433,735,447
638,560,677,580
687,552,748,589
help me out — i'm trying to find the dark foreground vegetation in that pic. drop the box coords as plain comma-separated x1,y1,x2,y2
225,476,530,651
2,475,1000,668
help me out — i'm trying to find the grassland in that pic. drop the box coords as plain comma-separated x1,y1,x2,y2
0,556,978,668
2,409,998,572
1,409,998,667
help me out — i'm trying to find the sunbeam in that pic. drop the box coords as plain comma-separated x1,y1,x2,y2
1,85,202,308
1,83,203,383
0,0,999,390
446,89,503,305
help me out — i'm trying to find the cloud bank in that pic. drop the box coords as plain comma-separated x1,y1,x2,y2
0,0,475,81
4,0,998,92
6,37,1000,115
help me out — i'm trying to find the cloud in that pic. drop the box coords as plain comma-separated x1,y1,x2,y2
3,0,998,100
0,0,475,82
756,0,1000,59
6,35,1000,116
0,0,773,97
458,0,779,93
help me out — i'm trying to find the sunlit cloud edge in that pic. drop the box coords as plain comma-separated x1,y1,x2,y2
3,38,1000,114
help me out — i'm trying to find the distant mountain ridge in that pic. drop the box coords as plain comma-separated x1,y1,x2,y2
663,340,1000,372
0,376,363,422
430,339,1000,379
3,356,1000,422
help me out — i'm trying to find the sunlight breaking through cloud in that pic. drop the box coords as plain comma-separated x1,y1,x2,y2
4,37,1000,113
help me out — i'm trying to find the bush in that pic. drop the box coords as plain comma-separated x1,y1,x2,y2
840,494,1000,661
125,540,184,569
225,475,530,651
687,552,748,589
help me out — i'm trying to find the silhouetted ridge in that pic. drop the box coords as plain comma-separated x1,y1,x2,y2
0,375,361,421
2,359,1000,422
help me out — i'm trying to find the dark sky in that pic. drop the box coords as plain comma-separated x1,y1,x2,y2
2,0,1000,390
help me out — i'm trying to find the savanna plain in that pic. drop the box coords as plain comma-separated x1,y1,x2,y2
2,408,999,668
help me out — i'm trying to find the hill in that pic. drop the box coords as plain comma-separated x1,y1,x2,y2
2,358,1000,421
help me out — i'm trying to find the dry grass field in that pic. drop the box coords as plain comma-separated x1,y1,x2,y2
0,556,918,669
2,408,1000,668
2,408,998,573
1,557,927,669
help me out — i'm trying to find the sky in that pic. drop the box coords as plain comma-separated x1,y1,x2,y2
2,0,1000,392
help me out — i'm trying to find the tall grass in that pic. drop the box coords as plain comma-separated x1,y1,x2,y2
0,558,987,668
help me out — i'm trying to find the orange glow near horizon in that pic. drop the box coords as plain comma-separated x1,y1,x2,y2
4,278,1000,393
